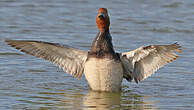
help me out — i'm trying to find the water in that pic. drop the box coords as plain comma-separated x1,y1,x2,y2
0,0,194,109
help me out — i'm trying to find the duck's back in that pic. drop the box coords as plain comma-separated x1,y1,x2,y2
84,56,123,92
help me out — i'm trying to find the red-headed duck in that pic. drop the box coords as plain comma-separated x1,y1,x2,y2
6,8,182,92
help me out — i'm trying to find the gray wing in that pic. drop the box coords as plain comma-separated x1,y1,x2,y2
6,40,88,79
120,43,182,83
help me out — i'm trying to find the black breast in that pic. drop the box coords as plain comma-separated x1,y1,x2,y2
89,31,120,60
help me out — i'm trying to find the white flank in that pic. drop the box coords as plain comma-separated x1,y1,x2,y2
84,58,123,92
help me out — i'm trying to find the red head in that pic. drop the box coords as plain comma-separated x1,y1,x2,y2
96,8,110,32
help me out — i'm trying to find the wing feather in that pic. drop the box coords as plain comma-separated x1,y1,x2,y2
6,40,88,79
121,43,182,83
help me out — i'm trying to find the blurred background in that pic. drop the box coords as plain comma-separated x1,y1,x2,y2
0,0,194,109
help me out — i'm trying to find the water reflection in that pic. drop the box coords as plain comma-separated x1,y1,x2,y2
83,91,121,110
83,90,156,110
31,89,156,109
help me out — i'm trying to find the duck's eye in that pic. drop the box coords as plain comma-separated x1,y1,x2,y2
98,13,105,19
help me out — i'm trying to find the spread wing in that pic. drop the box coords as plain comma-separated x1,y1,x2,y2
6,40,88,79
120,43,182,83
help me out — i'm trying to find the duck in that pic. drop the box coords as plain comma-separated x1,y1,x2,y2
6,8,182,92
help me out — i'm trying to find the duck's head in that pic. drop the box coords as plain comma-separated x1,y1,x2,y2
96,8,110,32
